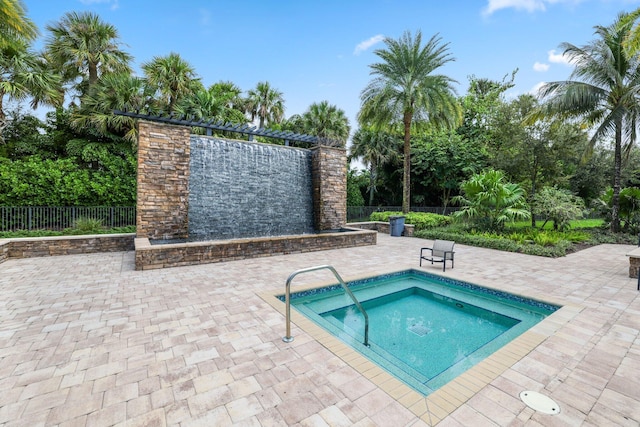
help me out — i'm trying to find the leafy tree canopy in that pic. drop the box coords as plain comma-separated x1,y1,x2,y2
532,187,585,231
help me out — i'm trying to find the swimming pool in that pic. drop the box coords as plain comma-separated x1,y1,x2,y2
280,269,559,396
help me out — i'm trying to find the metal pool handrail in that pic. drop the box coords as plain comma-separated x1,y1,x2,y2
282,265,369,347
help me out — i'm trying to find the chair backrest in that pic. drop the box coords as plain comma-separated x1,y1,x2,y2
433,240,455,259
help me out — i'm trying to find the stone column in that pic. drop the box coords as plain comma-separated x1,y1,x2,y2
312,145,347,230
629,257,640,278
136,121,190,240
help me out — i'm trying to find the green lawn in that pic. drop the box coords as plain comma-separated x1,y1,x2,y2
509,218,605,230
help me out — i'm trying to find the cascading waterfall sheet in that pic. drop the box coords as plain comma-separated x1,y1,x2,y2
188,137,315,240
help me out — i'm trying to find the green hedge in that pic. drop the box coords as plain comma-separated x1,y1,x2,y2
414,228,572,257
370,211,453,231
0,155,136,206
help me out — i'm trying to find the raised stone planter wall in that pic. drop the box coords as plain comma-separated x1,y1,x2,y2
0,240,8,264
135,228,376,270
347,221,415,237
0,234,135,264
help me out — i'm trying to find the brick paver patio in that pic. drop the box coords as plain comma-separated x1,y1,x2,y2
0,234,638,426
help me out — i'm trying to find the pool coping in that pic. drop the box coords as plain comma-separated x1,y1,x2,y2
259,268,581,424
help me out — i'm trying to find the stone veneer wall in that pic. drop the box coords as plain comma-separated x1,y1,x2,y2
0,240,8,264
312,146,347,231
134,228,376,270
0,234,135,264
627,248,640,278
630,258,639,278
347,221,415,237
137,121,190,240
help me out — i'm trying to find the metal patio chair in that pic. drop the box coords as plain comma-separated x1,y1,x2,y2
420,240,455,271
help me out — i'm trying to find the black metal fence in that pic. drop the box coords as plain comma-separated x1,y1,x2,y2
1,205,452,231
0,206,136,232
0,205,601,231
347,206,460,222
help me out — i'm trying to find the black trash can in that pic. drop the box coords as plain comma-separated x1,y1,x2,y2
389,215,405,237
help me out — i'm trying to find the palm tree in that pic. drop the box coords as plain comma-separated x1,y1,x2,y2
349,127,398,205
0,0,37,47
175,85,247,128
142,52,200,114
245,81,284,128
537,12,640,232
71,72,155,145
621,8,640,56
209,80,244,111
298,100,350,146
0,39,61,141
359,30,461,214
45,11,131,101
281,113,304,133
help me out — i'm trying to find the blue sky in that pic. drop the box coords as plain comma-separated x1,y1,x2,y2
22,0,640,134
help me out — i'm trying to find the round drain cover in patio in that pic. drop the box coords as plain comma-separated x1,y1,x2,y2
519,391,560,415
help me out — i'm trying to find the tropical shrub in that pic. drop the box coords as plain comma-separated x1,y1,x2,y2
532,187,584,231
68,217,104,234
599,187,640,233
347,171,365,207
452,169,530,231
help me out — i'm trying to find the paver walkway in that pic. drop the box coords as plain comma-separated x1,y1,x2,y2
0,234,638,426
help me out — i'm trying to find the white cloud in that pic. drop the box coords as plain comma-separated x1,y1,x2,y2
533,62,550,72
548,49,572,65
354,34,384,55
482,0,582,16
483,0,546,16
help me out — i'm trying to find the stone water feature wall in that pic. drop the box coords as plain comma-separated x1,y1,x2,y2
137,120,348,240
135,120,375,269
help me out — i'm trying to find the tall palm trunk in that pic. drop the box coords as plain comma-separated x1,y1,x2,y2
402,111,412,214
88,62,98,87
0,91,5,141
368,161,377,206
530,158,539,228
611,121,622,232
258,104,266,128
